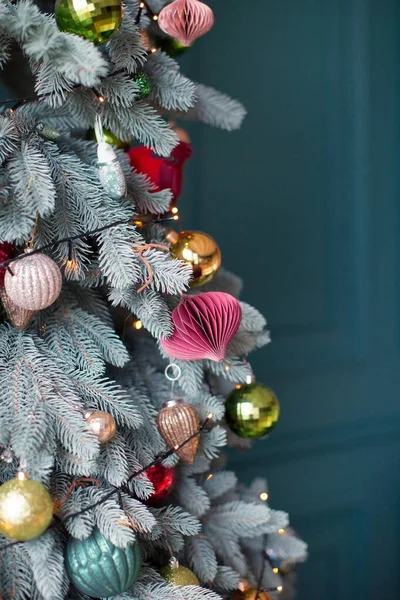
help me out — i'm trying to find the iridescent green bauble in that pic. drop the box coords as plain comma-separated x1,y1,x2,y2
65,528,142,598
55,0,122,44
225,383,280,439
0,478,53,541
134,73,152,99
87,127,130,150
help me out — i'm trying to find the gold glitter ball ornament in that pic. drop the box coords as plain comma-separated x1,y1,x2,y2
161,559,200,587
84,409,117,443
166,230,221,288
156,399,200,464
4,253,62,311
0,477,53,541
55,0,123,44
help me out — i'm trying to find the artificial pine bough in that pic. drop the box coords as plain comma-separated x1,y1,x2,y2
0,0,307,599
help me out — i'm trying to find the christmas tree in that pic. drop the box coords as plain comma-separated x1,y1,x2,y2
0,0,307,599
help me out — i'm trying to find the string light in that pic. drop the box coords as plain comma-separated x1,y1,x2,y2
133,319,143,330
272,568,279,574
206,473,213,481
278,529,285,535
171,207,179,215
277,586,283,592
152,14,158,20
259,492,268,501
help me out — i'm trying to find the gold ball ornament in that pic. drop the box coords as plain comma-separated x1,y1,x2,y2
0,476,53,541
166,230,221,288
225,383,280,439
4,253,62,311
161,559,200,587
84,410,117,443
55,0,122,44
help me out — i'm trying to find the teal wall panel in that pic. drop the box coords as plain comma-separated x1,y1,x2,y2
180,0,400,597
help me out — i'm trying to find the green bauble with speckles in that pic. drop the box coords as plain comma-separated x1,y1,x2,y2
55,0,122,44
65,528,142,598
225,383,280,439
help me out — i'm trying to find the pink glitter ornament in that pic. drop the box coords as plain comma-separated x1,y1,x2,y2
161,292,242,362
158,0,214,47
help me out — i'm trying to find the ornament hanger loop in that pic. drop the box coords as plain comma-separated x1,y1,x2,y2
164,363,181,382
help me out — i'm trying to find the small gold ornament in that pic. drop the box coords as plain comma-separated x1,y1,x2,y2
161,557,200,587
0,474,53,541
84,409,117,443
0,287,35,330
157,399,200,464
166,230,221,288
232,588,272,600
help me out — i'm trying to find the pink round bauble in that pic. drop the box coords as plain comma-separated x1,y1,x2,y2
4,253,62,310
160,292,242,362
158,0,214,47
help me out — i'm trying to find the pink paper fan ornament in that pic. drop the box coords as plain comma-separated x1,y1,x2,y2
160,292,242,362
158,0,215,47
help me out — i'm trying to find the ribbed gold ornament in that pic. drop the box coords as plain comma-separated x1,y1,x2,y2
0,287,34,330
166,230,221,288
84,409,117,443
156,399,200,464
160,558,200,587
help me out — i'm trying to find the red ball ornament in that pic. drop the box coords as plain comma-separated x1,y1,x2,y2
145,464,176,506
0,243,15,286
128,140,192,209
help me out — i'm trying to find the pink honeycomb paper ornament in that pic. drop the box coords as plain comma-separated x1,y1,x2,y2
158,0,215,47
160,292,242,362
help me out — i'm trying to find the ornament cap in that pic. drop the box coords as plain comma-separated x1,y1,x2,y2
165,229,180,245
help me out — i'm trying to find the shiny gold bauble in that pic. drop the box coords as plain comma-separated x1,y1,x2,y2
55,0,122,44
167,230,221,287
0,477,53,541
225,383,280,439
161,562,200,587
232,588,272,600
84,410,117,443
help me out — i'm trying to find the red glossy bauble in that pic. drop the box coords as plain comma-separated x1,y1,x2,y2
0,243,15,286
145,463,176,505
128,141,192,209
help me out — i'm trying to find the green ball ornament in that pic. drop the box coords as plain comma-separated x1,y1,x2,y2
0,476,53,541
134,73,152,99
87,127,130,150
225,383,280,439
65,528,142,598
156,36,192,57
55,0,122,44
161,559,199,587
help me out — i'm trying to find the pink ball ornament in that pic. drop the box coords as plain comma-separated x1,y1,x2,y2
158,0,214,47
160,292,242,362
5,253,62,310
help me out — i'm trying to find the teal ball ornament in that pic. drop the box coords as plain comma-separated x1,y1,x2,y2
65,528,142,598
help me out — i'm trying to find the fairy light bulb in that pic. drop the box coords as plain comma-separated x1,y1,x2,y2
278,529,285,534
277,586,283,592
133,319,143,330
260,492,268,501
206,473,213,481
171,207,179,214
98,95,105,103
273,568,279,574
